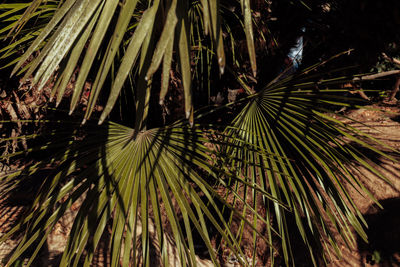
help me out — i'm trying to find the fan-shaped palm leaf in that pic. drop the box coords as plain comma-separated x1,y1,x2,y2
1,115,290,266
224,66,397,265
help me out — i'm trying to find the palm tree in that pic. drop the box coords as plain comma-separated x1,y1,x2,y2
0,1,395,266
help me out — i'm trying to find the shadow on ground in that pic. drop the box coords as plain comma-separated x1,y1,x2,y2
357,198,400,267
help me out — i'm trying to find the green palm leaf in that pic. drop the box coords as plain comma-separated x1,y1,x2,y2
224,70,396,265
1,116,288,266
3,0,239,126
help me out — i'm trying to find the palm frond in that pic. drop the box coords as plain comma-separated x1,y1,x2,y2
3,0,251,127
1,115,289,266
224,70,396,265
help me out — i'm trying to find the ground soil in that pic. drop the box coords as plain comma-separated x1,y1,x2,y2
326,103,400,267
0,103,399,266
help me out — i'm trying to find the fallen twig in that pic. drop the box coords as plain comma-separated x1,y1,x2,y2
382,52,400,66
353,70,400,81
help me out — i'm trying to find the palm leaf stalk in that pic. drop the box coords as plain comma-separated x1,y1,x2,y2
0,0,398,266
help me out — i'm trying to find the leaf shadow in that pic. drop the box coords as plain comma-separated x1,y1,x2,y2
357,198,400,267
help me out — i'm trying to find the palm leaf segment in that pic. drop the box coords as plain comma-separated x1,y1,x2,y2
4,0,257,128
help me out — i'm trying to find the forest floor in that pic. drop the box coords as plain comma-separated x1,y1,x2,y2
0,103,400,266
326,103,400,267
